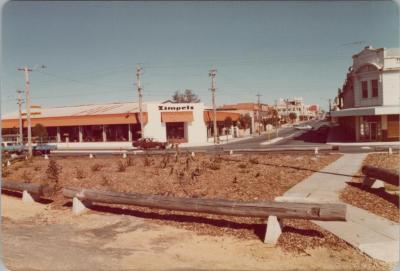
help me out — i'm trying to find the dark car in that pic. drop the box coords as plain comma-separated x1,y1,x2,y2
132,138,168,150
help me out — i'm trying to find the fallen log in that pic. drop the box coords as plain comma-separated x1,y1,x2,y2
362,165,399,186
2,179,46,195
63,187,346,221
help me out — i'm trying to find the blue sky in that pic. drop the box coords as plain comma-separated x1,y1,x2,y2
1,1,398,113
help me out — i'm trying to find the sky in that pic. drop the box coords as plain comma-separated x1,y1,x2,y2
1,1,399,113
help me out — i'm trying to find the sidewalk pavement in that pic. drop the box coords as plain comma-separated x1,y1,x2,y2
277,153,399,263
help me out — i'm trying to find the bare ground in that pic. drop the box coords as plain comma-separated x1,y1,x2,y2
340,153,400,222
1,195,392,271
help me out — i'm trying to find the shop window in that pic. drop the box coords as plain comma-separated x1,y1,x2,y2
82,125,103,142
60,126,79,142
371,79,378,97
105,124,129,142
361,81,368,98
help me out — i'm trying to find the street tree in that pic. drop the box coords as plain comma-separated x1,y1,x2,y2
239,113,252,131
32,123,48,142
289,112,297,123
172,89,200,103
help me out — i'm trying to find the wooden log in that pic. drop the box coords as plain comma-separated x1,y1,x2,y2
1,180,45,195
362,165,399,186
63,187,346,221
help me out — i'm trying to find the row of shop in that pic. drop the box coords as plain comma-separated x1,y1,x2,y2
1,102,244,145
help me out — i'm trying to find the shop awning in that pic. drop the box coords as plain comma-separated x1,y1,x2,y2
1,113,148,128
161,111,194,123
203,111,241,122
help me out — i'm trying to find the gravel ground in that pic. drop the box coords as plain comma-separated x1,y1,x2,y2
340,153,399,222
1,152,369,254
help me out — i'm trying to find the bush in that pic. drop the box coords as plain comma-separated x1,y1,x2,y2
126,156,134,167
22,170,32,183
91,163,103,172
33,165,41,172
238,163,247,169
46,159,61,184
143,156,152,167
75,167,85,179
209,162,221,170
2,168,10,178
249,157,259,164
116,160,127,172
101,175,111,186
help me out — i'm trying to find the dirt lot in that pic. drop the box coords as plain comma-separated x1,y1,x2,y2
340,153,399,222
0,152,392,270
2,195,392,271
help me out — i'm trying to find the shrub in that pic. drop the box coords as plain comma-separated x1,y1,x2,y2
33,165,41,172
255,172,261,178
101,175,111,186
143,156,152,167
2,168,10,177
249,157,259,164
46,159,61,184
22,170,32,183
116,160,127,172
126,156,134,167
238,163,247,169
91,163,103,172
75,167,85,179
209,162,221,170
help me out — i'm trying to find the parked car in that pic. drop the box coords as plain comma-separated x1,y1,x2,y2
294,124,313,130
132,138,168,150
1,141,57,155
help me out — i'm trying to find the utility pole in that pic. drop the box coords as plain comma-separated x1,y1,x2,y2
16,90,24,145
17,67,33,158
328,98,332,112
256,93,262,136
136,66,144,139
209,69,218,144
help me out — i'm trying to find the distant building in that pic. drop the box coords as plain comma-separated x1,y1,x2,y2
275,98,316,122
332,46,400,141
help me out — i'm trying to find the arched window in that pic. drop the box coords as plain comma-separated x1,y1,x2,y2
355,64,379,74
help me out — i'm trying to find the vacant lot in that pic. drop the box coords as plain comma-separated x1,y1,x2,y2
1,152,392,270
340,153,399,222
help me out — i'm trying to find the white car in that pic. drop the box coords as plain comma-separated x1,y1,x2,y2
294,124,313,130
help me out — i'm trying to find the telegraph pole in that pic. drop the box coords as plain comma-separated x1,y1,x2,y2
16,90,24,145
136,66,144,139
17,67,33,158
209,69,218,144
256,93,262,136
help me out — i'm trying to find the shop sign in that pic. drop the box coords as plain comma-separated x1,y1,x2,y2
158,105,194,111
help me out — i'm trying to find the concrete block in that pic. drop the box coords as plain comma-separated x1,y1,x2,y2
229,150,234,155
22,190,38,204
388,147,393,155
264,216,282,246
191,152,195,157
44,154,49,160
6,160,11,167
314,147,319,155
72,197,91,215
371,180,385,189
122,153,127,159
89,154,94,159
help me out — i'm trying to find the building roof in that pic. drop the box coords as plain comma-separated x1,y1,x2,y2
2,102,140,120
331,106,400,117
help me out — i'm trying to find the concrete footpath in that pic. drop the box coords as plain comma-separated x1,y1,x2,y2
277,153,399,263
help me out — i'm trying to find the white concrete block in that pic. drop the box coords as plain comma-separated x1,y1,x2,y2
44,154,49,160
89,154,94,159
72,197,91,215
191,152,195,157
371,180,385,189
6,160,11,167
22,190,37,204
229,150,234,155
264,216,282,246
388,147,393,155
122,153,127,159
314,147,319,155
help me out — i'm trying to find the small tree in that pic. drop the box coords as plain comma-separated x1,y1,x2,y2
238,113,252,131
32,123,48,142
172,89,200,103
46,159,62,192
223,116,233,141
289,112,297,123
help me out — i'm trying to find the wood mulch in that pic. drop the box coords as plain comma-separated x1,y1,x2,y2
340,153,400,222
2,152,368,254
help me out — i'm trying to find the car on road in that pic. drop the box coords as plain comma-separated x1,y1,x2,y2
1,141,57,155
294,124,313,130
132,138,168,150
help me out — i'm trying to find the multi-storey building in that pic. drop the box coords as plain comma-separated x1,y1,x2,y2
275,98,316,122
332,46,400,141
